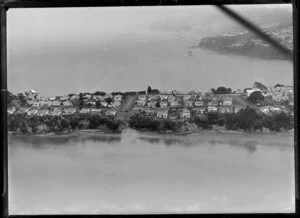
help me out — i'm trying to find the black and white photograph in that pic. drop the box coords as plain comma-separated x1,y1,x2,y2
6,4,295,214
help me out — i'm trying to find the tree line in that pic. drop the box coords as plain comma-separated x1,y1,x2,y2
8,114,122,134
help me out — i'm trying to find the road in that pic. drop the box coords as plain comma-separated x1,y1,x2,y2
116,94,138,122
233,95,263,116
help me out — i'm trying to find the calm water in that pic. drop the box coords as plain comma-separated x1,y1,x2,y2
8,130,295,214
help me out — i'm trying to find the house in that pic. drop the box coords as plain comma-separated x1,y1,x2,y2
234,105,243,113
60,96,69,101
235,89,244,94
85,100,96,107
192,107,206,114
51,100,61,107
114,95,123,102
147,101,157,108
223,97,233,106
64,108,76,115
138,95,147,101
145,109,156,116
156,110,168,119
170,101,179,107
44,101,52,106
105,110,117,116
207,106,218,112
27,109,38,116
79,108,90,114
147,95,158,101
51,108,62,116
83,94,92,99
219,106,229,113
112,101,121,108
137,99,146,107
180,108,191,118
168,95,176,102
69,95,79,101
183,95,191,101
184,101,193,107
18,108,30,114
100,101,108,107
7,107,16,114
37,109,50,116
90,108,102,114
194,101,204,107
49,96,56,101
32,101,40,107
260,106,271,114
159,95,168,100
93,95,105,101
211,99,219,106
104,93,112,99
63,100,73,107
160,101,168,108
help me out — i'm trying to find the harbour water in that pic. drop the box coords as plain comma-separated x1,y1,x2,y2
8,130,295,214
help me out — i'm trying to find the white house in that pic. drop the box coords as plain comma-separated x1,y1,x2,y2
170,101,179,107
194,101,204,107
184,101,193,107
27,109,38,116
105,110,117,116
7,107,16,114
64,108,76,115
156,110,168,119
180,108,191,118
114,95,123,101
223,97,233,106
90,108,102,114
79,108,90,114
147,101,157,108
207,106,218,112
138,95,147,101
51,108,62,116
160,101,168,108
137,99,146,107
100,102,108,107
52,100,61,106
63,100,73,107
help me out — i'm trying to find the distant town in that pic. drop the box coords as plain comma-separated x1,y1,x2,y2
7,81,294,134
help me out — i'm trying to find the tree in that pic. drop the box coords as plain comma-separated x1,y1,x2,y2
79,93,84,109
248,91,265,104
147,86,152,94
151,89,160,94
106,97,113,104
93,91,106,96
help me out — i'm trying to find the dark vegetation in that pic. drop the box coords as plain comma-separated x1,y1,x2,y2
248,91,265,104
129,107,293,133
129,113,183,132
8,114,122,134
211,86,232,94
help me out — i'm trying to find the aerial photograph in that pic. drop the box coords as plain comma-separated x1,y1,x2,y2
7,4,294,214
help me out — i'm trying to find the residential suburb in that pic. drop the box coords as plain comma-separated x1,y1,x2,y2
7,81,294,134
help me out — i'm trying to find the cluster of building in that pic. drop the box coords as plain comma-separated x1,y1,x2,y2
133,93,244,120
8,90,124,117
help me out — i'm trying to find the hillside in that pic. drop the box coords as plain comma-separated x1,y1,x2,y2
199,22,293,60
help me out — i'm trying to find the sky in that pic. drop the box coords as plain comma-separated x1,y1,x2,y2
7,4,293,96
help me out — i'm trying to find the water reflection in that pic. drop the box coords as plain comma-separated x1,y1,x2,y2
9,133,122,149
138,135,258,154
138,136,194,147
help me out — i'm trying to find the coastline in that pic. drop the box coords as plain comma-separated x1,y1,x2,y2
8,127,294,137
